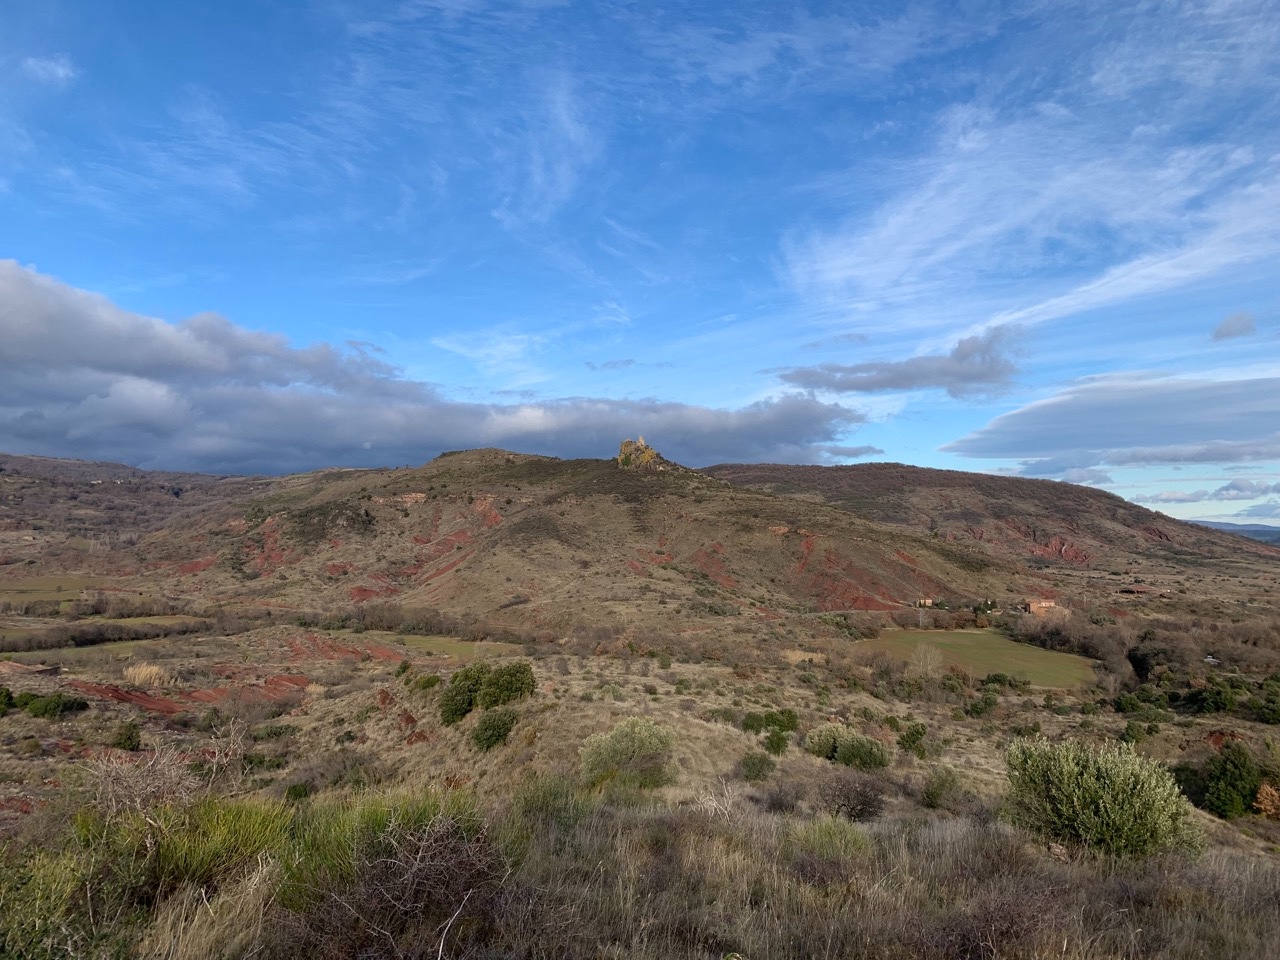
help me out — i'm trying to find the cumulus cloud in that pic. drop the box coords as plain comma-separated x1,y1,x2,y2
1212,312,1257,340
780,326,1018,398
1131,479,1279,504
0,261,863,473
1240,502,1280,519
945,373,1280,477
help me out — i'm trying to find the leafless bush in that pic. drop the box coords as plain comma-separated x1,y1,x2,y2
816,768,886,821
82,744,201,817
269,817,507,960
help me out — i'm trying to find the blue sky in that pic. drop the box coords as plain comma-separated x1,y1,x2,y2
1,0,1278,525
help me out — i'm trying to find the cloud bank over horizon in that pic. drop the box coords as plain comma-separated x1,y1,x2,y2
0,261,864,473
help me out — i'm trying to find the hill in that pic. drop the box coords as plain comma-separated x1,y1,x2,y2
701,461,1279,612
1195,521,1280,545
3,447,1280,958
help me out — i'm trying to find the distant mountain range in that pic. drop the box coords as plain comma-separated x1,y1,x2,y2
1192,521,1280,545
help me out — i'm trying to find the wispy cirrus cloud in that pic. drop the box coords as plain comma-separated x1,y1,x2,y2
21,55,77,86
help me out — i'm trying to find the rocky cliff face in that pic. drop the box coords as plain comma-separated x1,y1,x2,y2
617,438,668,472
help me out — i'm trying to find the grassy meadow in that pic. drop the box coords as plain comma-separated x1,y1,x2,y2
860,628,1096,687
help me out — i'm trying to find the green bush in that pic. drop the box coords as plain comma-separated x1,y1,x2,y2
1004,737,1203,858
22,693,89,719
580,718,675,789
740,751,776,782
897,721,928,758
0,686,12,714
472,707,518,752
763,729,790,756
110,721,142,752
1202,742,1261,820
438,685,473,726
921,766,961,810
835,736,890,770
477,661,536,708
409,673,441,693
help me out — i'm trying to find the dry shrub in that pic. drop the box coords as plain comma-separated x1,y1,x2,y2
815,767,886,821
267,817,506,960
136,861,275,960
123,662,176,687
1255,781,1280,820
82,744,201,817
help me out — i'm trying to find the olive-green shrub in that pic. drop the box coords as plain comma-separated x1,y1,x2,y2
805,725,889,769
472,708,518,752
1004,738,1203,858
579,718,674,789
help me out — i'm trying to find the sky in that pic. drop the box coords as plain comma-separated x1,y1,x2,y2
1,0,1278,526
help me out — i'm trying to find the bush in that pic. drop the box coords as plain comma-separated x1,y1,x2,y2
897,721,928,758
763,729,789,756
408,673,441,693
921,765,961,810
1004,738,1203,857
835,736,890,770
816,768,885,821
0,685,11,714
476,661,535,708
440,661,535,725
22,693,89,719
439,662,491,725
739,751,776,782
579,718,674,789
1202,742,1261,820
472,708,518,752
111,721,142,752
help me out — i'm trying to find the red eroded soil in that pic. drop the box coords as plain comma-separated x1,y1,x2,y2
690,545,737,589
177,556,217,575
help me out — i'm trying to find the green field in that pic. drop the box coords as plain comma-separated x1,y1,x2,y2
0,575,113,603
860,628,1095,688
350,630,519,660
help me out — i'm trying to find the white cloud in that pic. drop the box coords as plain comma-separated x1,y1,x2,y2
780,326,1019,398
0,261,863,472
21,55,77,86
946,373,1280,476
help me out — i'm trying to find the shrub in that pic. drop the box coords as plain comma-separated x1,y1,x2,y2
835,736,890,770
763,729,789,756
816,768,885,821
1202,742,1261,820
477,661,535,708
921,765,961,810
408,673,441,693
739,751,776,782
472,708,518,752
897,721,928,758
1004,738,1203,857
0,685,11,714
438,685,474,726
439,662,490,725
111,721,142,752
579,718,674,789
22,693,89,719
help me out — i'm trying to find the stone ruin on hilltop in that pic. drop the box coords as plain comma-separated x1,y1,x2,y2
617,437,669,472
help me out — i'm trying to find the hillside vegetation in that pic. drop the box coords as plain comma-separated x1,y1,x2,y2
0,448,1278,957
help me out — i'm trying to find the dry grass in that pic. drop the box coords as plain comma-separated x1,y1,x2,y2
123,662,177,687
